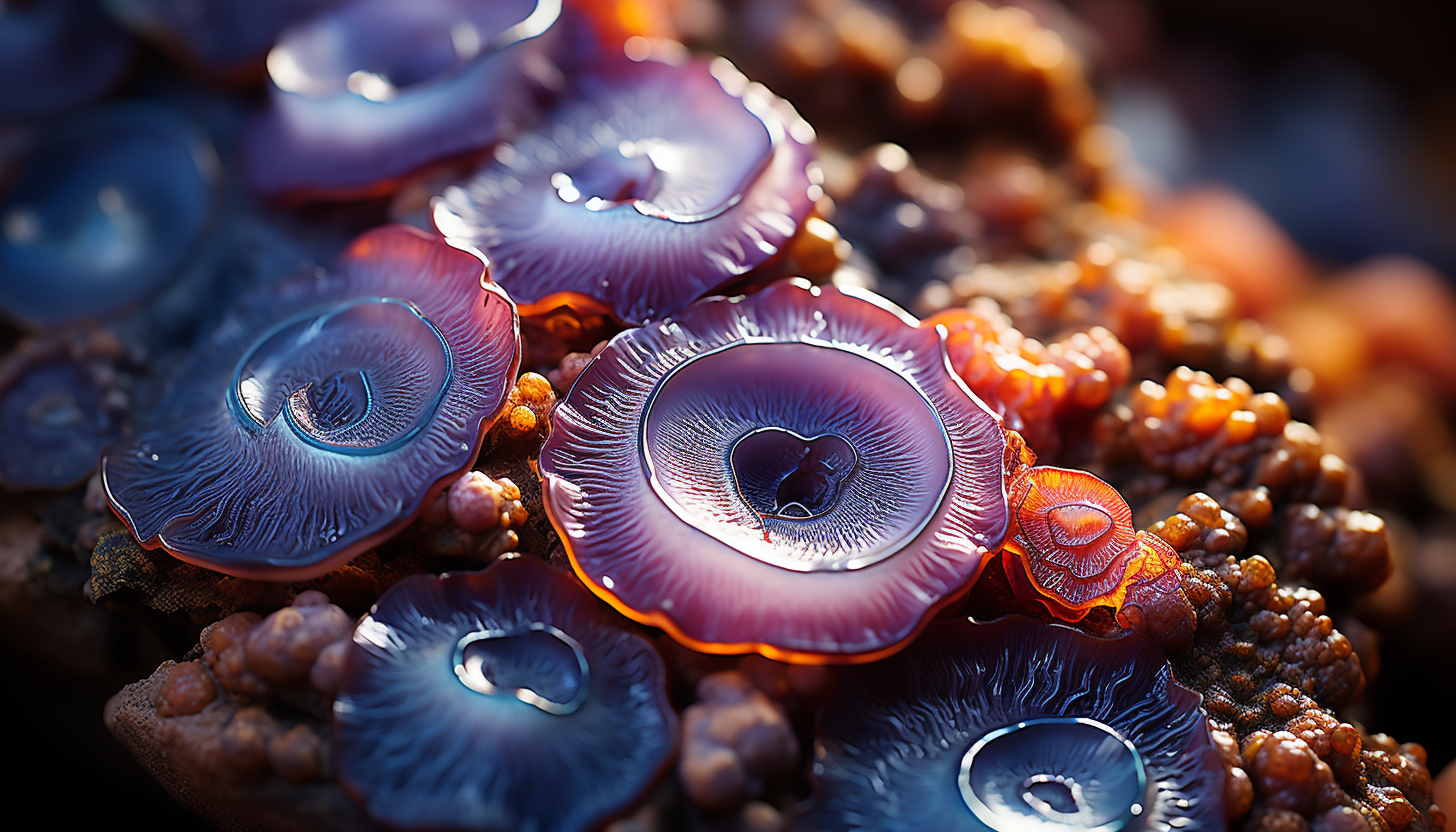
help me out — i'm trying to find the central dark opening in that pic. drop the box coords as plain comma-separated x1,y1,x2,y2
557,147,659,206
730,428,857,519
455,628,586,714
300,369,369,431
1024,776,1080,815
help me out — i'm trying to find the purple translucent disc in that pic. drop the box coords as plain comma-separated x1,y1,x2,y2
102,225,519,579
642,341,953,571
539,279,1008,661
0,0,132,120
794,616,1225,832
0,346,124,491
245,0,575,199
335,556,677,832
0,104,217,328
434,55,819,324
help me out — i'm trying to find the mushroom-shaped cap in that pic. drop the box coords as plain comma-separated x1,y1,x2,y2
538,279,1009,662
0,0,132,120
100,0,338,74
433,53,819,325
1003,466,1140,619
794,616,1224,832
244,0,575,199
0,104,216,328
0,339,125,490
335,555,678,832
102,225,519,579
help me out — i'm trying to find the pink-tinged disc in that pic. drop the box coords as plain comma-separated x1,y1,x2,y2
102,226,519,579
434,54,819,325
245,0,576,199
538,279,1009,662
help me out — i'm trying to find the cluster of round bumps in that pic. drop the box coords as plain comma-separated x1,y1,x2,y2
1155,495,1442,832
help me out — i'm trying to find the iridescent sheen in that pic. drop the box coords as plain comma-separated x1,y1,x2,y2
0,105,216,327
0,0,132,120
795,616,1224,831
102,225,519,579
1004,467,1140,616
335,556,677,832
538,279,1008,661
245,0,577,198
434,54,819,324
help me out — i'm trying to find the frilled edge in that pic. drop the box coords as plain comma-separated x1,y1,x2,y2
432,56,821,325
101,226,521,580
242,9,571,200
793,615,1226,831
0,336,125,491
335,555,679,832
539,279,1009,662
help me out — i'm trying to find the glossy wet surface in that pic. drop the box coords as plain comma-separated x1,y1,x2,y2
454,625,589,715
960,718,1148,832
642,341,951,572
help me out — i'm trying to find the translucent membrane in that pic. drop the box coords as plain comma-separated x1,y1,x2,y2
453,625,589,715
336,556,677,832
246,0,571,198
642,341,953,571
228,298,452,455
960,718,1148,832
0,105,215,327
796,616,1224,831
434,55,818,324
730,428,857,519
539,279,1008,661
1005,466,1141,614
102,225,519,579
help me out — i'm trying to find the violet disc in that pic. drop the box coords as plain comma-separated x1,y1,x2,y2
538,279,1008,662
335,556,678,832
0,104,217,328
244,0,576,199
0,350,124,491
433,55,819,325
102,225,520,579
0,0,132,120
794,616,1225,832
